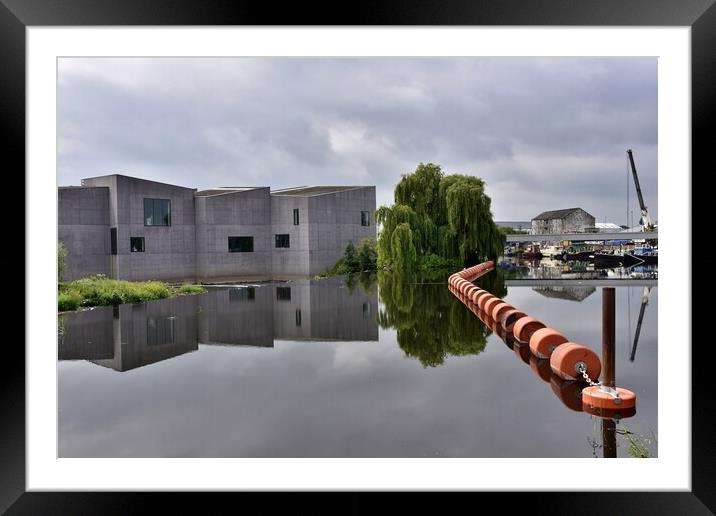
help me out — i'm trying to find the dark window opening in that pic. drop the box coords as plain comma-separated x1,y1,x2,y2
130,237,145,253
361,210,370,226
363,301,372,318
144,198,171,226
147,316,175,346
295,309,302,326
228,236,254,253
229,287,255,302
110,227,117,255
293,208,300,225
275,234,290,248
276,287,291,301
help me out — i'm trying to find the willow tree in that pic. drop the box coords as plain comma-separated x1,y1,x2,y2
377,163,504,269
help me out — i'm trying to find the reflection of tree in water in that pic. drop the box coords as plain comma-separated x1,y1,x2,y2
344,272,378,297
376,269,507,367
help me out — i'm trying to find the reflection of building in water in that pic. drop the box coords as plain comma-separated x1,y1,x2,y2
532,286,596,302
92,295,200,372
58,306,115,360
204,276,379,345
198,285,275,347
273,277,378,342
59,277,378,371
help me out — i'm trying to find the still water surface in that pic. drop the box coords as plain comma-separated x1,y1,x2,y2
58,269,657,457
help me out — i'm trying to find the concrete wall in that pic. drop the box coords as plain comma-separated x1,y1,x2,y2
307,187,376,276
83,175,197,282
532,209,596,234
195,188,272,281
60,176,377,281
270,195,311,277
58,187,111,280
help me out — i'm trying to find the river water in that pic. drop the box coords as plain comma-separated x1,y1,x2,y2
58,264,657,457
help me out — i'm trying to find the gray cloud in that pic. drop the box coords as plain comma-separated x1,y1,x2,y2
58,57,657,224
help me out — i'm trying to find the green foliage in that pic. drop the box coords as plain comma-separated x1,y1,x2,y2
343,241,359,271
58,290,82,311
58,275,173,310
499,226,529,235
58,242,68,282
377,163,504,270
324,238,378,276
377,269,506,367
177,284,206,294
357,238,378,272
391,223,417,270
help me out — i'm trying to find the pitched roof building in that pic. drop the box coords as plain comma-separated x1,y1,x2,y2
531,207,595,235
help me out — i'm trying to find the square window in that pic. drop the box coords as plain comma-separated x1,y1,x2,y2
361,210,370,226
275,234,290,248
130,237,145,253
228,236,254,252
144,198,171,226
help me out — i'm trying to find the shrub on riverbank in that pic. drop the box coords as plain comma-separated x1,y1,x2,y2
177,284,206,294
323,238,378,276
58,275,206,311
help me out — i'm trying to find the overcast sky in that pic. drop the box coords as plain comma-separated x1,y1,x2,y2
58,57,657,225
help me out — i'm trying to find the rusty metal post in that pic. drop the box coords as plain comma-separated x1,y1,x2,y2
602,418,617,458
602,287,616,389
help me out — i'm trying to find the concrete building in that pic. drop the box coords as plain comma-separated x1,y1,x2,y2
531,208,596,235
58,175,376,282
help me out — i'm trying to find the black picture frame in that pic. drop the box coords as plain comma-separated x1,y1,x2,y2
4,0,708,512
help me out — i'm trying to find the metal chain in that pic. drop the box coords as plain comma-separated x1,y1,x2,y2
577,363,601,386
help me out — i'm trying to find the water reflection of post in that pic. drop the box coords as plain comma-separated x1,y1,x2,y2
602,287,617,458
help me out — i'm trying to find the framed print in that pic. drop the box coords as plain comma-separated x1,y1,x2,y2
4,0,710,512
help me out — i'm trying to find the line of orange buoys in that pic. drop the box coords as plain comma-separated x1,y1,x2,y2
448,262,636,418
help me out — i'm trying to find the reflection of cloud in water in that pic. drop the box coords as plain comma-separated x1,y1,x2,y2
532,286,596,302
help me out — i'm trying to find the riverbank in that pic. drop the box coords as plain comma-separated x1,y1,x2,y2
58,275,206,312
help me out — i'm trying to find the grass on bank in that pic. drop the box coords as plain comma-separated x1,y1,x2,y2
58,275,206,312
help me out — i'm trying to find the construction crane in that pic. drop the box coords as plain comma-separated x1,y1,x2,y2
629,286,652,362
626,149,654,231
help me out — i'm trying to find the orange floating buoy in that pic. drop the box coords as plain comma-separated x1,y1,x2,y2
514,340,531,364
550,343,601,382
483,297,502,315
582,386,636,413
550,376,585,412
501,309,526,332
503,331,516,350
512,316,546,343
529,328,569,359
493,321,506,340
470,289,484,304
491,302,514,322
529,354,552,383
464,285,479,297
477,294,496,311
582,403,637,419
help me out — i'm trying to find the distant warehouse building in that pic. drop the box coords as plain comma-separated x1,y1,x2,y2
531,207,596,234
58,174,376,282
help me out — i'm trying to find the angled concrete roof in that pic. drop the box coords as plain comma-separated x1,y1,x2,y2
81,173,196,191
195,187,267,197
270,186,369,197
532,207,591,220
